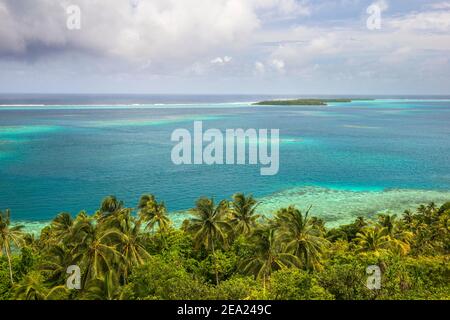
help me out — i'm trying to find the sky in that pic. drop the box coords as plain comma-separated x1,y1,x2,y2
0,0,450,95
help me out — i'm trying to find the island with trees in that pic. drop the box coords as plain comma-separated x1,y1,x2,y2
0,193,449,300
253,99,353,106
252,98,376,106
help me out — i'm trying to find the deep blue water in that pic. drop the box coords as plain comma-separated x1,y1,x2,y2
1,96,450,225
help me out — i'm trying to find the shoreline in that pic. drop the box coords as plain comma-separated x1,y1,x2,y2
15,185,450,234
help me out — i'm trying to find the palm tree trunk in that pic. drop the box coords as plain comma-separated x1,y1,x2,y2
5,243,14,284
211,241,219,286
263,274,266,297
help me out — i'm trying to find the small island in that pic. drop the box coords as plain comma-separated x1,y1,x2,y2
253,98,353,106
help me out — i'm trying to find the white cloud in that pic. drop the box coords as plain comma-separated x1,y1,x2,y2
429,2,450,10
0,0,449,93
0,0,258,67
211,57,224,64
211,56,233,65
0,0,311,65
253,0,311,19
271,59,285,73
388,11,450,32
254,61,265,75
0,1,68,55
373,0,389,12
379,47,412,65
266,30,341,72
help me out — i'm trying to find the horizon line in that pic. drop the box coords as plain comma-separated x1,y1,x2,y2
1,93,450,96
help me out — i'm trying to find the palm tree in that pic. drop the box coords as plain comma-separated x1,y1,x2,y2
22,233,38,253
118,218,151,280
187,197,232,285
83,270,121,300
309,216,326,232
417,204,427,215
438,201,450,214
138,194,171,233
40,244,76,284
355,226,391,254
13,271,67,300
355,216,367,229
100,207,134,233
241,226,299,292
99,195,123,217
377,213,397,235
0,209,24,284
389,228,413,255
275,206,329,270
70,218,123,287
377,213,412,255
402,210,415,225
98,207,150,275
71,211,96,237
427,202,437,212
230,193,260,235
49,212,74,243
13,271,47,300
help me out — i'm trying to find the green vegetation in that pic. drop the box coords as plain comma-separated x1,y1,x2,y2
0,194,449,300
253,99,353,106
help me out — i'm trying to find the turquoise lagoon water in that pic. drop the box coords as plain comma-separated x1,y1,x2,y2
1,97,450,231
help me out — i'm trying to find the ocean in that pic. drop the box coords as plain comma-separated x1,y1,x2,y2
1,94,450,230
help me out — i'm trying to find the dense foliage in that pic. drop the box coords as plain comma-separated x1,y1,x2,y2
0,194,449,300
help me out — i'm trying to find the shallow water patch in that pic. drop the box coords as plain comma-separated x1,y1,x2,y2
0,125,61,137
257,186,450,227
80,115,223,128
343,124,381,130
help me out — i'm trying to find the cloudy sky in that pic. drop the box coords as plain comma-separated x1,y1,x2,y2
1,0,450,94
